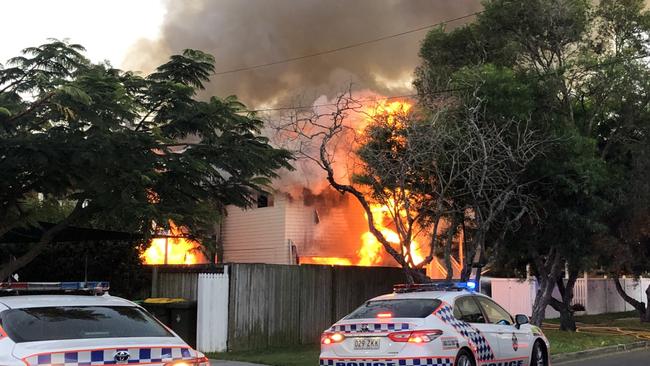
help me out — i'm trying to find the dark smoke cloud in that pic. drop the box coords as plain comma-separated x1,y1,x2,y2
123,0,482,108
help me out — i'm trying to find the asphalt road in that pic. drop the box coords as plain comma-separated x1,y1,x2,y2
559,348,650,365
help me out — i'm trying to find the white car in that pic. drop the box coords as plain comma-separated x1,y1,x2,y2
0,282,209,366
320,282,549,366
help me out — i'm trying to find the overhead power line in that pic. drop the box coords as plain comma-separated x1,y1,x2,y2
247,87,466,113
212,11,484,76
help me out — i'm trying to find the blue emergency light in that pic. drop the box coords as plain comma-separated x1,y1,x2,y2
394,280,478,293
0,281,110,294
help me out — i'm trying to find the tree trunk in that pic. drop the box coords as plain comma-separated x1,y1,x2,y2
549,294,576,331
613,275,649,322
530,250,563,326
640,281,650,323
460,225,481,282
443,220,457,281
459,221,472,282
403,266,415,284
549,267,578,331
558,303,576,330
531,276,555,326
473,243,487,288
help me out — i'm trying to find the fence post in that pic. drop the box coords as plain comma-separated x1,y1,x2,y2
583,272,589,314
151,266,158,297
330,266,337,322
196,266,230,353
605,276,609,313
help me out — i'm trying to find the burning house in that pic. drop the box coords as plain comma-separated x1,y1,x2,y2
220,188,369,266
138,179,462,280
140,100,463,279
218,188,460,279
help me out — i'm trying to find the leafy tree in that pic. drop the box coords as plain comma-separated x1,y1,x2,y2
0,40,293,279
415,0,650,328
596,99,650,321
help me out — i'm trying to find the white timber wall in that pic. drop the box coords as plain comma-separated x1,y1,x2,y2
490,277,650,318
222,197,289,264
196,271,230,353
284,202,317,260
490,278,536,317
583,277,650,314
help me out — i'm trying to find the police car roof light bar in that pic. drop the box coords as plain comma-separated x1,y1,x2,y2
393,280,477,293
0,281,110,295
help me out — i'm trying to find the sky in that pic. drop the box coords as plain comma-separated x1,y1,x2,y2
0,0,167,67
0,0,482,108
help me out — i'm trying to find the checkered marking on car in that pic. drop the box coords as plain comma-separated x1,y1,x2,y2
24,347,195,365
319,358,453,366
329,323,411,333
434,303,495,361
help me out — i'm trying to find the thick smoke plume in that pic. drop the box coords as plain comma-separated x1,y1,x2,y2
123,0,481,262
124,0,481,108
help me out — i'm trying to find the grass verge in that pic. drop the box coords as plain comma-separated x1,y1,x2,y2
208,344,319,366
547,311,650,331
543,329,636,354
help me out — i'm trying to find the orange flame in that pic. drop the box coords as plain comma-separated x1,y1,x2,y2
366,100,412,119
302,100,425,267
358,202,425,266
142,221,208,265
301,256,353,266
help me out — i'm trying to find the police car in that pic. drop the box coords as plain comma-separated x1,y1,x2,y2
0,282,209,366
320,282,549,366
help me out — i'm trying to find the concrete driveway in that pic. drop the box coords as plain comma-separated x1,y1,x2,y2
210,360,266,366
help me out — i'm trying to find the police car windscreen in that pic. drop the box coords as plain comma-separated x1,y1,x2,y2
345,299,441,319
0,306,173,342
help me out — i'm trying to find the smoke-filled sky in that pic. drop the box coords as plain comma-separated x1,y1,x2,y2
123,0,482,108
5,1,650,110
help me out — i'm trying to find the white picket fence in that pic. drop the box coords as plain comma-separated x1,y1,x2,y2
196,269,230,352
490,276,650,318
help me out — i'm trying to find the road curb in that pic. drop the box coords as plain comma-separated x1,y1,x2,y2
552,341,650,364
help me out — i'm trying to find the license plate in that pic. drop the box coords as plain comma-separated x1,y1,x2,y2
353,337,380,350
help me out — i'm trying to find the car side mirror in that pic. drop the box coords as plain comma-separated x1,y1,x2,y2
515,314,529,329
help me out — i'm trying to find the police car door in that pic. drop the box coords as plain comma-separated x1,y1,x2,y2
476,296,531,365
452,296,499,363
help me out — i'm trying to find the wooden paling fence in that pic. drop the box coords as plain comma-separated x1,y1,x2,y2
227,263,405,351
151,263,406,352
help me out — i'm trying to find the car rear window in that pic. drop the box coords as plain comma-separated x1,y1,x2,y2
345,299,441,319
0,306,173,343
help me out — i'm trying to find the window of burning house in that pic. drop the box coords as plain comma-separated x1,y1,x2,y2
257,193,274,208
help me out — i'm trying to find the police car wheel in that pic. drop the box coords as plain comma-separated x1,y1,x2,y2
455,349,475,366
530,341,547,366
